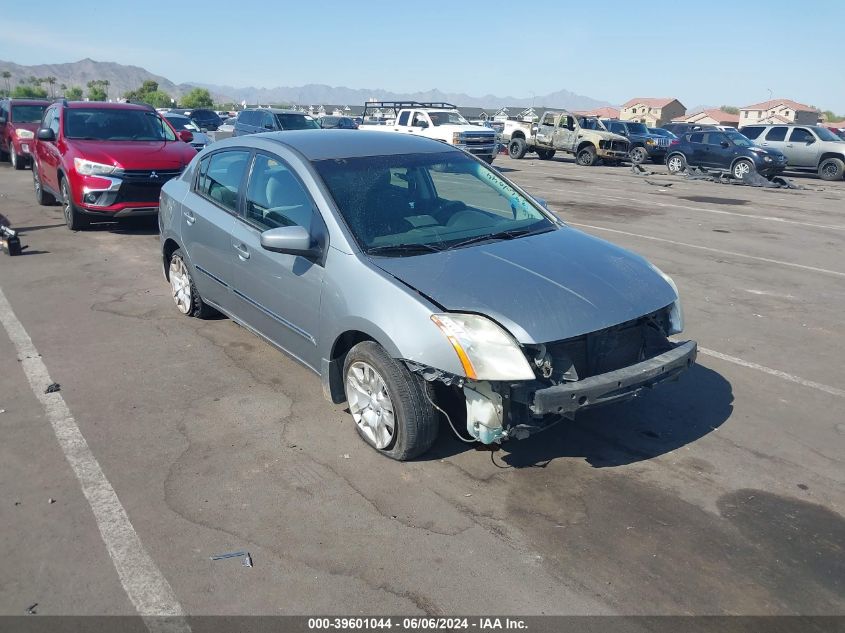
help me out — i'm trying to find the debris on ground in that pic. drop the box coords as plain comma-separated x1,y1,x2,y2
682,166,811,190
44,383,61,394
342,454,350,459
48,498,56,504
0,408,6,414
25,603,38,615
210,550,253,567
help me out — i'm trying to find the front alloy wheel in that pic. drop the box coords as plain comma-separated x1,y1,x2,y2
667,154,686,173
169,255,194,315
629,146,647,164
346,361,396,450
61,179,87,230
732,159,753,180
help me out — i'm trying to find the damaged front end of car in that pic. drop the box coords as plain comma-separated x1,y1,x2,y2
405,303,696,445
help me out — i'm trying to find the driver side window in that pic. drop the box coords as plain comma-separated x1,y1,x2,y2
244,154,315,231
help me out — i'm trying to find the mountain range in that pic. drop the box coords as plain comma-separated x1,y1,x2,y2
0,58,613,111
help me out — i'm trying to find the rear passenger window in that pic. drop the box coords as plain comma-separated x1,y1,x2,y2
196,150,250,213
704,133,725,145
397,111,410,126
741,126,764,139
765,127,787,141
788,128,814,143
244,154,314,231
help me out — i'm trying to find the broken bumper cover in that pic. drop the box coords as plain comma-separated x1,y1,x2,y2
529,340,697,416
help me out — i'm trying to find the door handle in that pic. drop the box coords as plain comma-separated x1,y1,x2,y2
183,210,196,225
233,243,250,260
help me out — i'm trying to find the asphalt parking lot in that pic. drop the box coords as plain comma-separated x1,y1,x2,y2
1,155,843,618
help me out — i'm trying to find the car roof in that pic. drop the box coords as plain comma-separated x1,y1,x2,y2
65,101,153,111
5,98,51,105
244,108,305,115
218,129,460,160
741,123,821,127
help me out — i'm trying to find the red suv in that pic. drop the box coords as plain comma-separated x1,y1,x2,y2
32,100,198,230
0,98,50,170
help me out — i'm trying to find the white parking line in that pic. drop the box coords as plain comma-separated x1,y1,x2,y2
0,287,189,632
552,188,845,232
699,347,845,398
570,222,845,279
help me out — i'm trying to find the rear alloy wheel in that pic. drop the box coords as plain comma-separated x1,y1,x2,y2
343,341,438,460
818,157,845,181
576,146,597,166
508,138,528,159
168,248,215,318
732,158,754,181
667,153,687,174
33,166,56,205
61,178,88,230
629,146,648,164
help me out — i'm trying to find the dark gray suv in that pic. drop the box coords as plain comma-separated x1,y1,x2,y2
234,108,319,136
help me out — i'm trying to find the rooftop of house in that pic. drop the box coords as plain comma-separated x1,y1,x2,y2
621,97,681,109
740,99,819,112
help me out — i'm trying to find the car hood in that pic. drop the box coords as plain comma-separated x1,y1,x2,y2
588,130,628,143
68,140,193,169
11,122,39,133
370,226,677,344
441,125,495,134
749,145,786,158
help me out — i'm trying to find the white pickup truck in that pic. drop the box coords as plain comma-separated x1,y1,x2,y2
360,101,498,163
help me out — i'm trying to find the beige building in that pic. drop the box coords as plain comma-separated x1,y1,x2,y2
672,108,740,127
739,99,820,125
575,106,620,119
620,98,686,126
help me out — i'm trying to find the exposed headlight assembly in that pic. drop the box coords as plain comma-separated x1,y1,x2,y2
430,313,535,381
15,129,34,139
73,158,124,176
649,264,684,335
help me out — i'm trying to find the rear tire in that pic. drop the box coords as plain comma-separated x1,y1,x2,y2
168,248,215,318
666,153,687,174
818,157,844,181
33,165,56,205
61,178,88,231
576,145,597,166
508,138,527,159
343,341,439,461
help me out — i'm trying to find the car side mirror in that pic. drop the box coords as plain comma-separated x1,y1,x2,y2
260,225,321,259
417,121,428,129
177,130,194,143
720,141,730,148
805,138,815,145
37,128,56,141
263,123,274,130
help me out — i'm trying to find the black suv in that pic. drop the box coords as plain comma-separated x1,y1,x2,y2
187,109,222,131
602,119,670,164
665,129,787,180
233,108,320,136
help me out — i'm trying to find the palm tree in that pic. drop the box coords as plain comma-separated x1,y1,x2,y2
1,71,10,96
102,79,110,101
45,76,57,98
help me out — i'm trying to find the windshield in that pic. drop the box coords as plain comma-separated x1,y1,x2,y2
165,116,200,132
275,113,320,130
627,122,649,135
64,109,177,141
314,151,556,255
578,117,605,131
428,111,469,126
813,127,841,142
11,104,47,123
724,131,754,147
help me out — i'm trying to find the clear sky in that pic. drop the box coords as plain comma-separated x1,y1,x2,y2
1,0,842,111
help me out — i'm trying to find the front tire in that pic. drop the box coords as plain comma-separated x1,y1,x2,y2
629,146,648,165
508,138,527,159
818,157,845,181
33,165,56,205
11,149,26,170
168,248,215,318
666,153,687,174
61,178,88,230
343,341,438,461
732,158,754,181
576,145,597,166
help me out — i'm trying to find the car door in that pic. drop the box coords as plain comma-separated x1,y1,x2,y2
36,106,62,193
703,132,732,168
393,110,411,132
758,126,789,160
181,149,251,310
552,114,576,151
785,127,820,167
687,132,706,166
535,112,556,146
0,101,8,153
229,152,325,370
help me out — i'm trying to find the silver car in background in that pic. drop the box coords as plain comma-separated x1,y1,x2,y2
159,131,696,460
